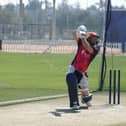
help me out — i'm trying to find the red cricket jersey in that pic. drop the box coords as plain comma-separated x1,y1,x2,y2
71,38,99,73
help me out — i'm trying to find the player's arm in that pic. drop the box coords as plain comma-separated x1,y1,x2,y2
72,31,78,42
81,37,94,54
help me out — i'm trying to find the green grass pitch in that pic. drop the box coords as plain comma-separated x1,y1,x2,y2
0,53,125,101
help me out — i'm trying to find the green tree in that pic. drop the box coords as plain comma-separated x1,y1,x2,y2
26,0,42,24
0,4,17,24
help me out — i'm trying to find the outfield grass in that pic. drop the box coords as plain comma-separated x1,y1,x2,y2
0,53,69,101
0,53,125,101
103,55,126,90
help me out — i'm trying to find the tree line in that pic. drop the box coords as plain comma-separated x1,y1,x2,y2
0,0,125,39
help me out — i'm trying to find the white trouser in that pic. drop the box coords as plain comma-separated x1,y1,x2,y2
66,65,88,90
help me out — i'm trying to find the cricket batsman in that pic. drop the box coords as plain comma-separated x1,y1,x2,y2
66,25,100,110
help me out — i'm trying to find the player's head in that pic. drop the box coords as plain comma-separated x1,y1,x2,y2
77,25,87,37
87,32,100,46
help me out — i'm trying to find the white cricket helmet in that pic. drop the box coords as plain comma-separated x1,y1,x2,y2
77,25,87,35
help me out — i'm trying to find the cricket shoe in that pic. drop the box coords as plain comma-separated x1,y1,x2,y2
71,101,80,110
81,93,93,107
71,105,80,110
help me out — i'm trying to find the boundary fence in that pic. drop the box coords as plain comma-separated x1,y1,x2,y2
0,40,124,56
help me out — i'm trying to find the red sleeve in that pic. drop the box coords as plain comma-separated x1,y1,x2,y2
77,38,94,54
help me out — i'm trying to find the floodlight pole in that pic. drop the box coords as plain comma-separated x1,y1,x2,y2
19,0,24,31
19,0,24,22
52,0,56,40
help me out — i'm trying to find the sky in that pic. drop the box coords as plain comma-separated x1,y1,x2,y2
0,0,125,8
